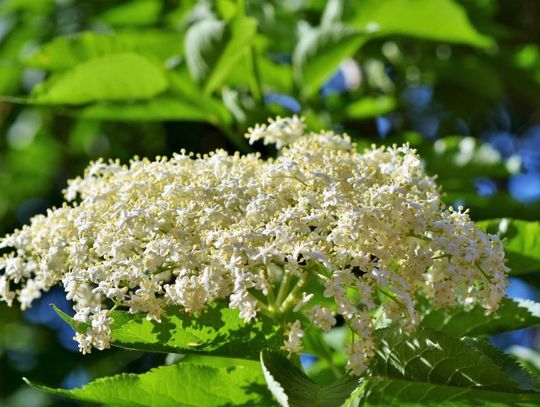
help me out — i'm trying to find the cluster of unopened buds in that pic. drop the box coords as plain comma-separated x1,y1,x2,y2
0,117,509,375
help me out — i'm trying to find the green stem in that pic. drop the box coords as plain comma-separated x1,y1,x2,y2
376,286,406,312
275,272,292,306
280,271,312,313
254,296,273,316
262,267,277,312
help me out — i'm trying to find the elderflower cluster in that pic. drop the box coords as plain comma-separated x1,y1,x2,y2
0,117,509,375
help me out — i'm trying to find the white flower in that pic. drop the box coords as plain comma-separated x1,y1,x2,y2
307,306,336,332
0,117,509,375
281,320,304,355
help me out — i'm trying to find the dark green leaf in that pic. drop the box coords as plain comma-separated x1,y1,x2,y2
463,338,538,391
371,326,520,390
25,358,272,406
31,52,168,105
260,349,358,407
346,377,540,407
344,326,540,406
420,297,540,337
478,219,540,275
349,0,493,48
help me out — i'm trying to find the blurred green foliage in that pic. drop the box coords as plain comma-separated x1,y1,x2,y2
1,0,540,405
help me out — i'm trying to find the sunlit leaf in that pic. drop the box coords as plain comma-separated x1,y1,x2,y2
30,53,168,105
25,30,184,71
95,0,162,27
53,303,283,360
25,358,272,406
349,0,493,48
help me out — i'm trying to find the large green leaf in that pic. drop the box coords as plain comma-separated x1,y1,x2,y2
25,30,184,71
346,377,540,407
185,16,258,95
25,358,273,406
348,0,493,48
53,304,283,360
420,297,540,337
343,326,540,406
31,52,168,105
260,349,358,407
293,24,365,98
371,326,521,390
478,219,540,275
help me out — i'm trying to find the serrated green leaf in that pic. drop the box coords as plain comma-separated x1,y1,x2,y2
343,326,540,406
185,16,257,95
348,0,493,48
478,219,540,275
510,346,540,377
25,30,184,71
25,358,273,406
371,326,520,390
463,338,538,391
293,24,365,98
420,297,540,337
30,52,168,105
109,304,283,359
346,377,540,407
260,349,358,407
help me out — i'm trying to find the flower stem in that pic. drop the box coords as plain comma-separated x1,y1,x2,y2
275,272,292,306
280,270,312,313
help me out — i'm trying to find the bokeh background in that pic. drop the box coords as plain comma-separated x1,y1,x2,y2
1,0,540,405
